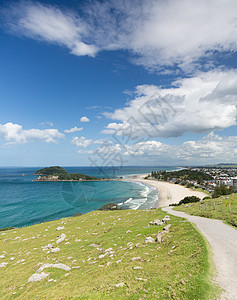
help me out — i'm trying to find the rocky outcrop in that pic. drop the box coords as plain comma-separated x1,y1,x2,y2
98,203,123,211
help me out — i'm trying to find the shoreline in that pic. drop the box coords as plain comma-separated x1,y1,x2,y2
0,173,208,230
123,174,207,208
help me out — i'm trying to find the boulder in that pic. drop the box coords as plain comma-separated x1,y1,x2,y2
150,219,165,226
131,257,141,261
73,212,82,217
163,215,170,221
51,247,60,253
28,272,49,282
98,203,123,211
115,283,125,287
163,224,171,232
0,262,8,268
56,226,65,231
144,236,155,243
56,233,66,244
156,232,166,243
37,263,71,273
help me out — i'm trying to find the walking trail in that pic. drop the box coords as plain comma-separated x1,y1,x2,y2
163,207,237,300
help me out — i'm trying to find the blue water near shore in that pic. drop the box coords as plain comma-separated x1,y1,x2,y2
0,166,178,229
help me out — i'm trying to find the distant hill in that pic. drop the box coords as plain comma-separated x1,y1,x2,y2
207,163,237,168
34,166,67,175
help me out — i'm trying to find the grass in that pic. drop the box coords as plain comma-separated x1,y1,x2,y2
174,193,237,227
192,187,210,195
0,209,220,299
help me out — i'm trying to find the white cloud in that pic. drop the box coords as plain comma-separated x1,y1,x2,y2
89,133,237,164
0,122,64,144
71,136,106,148
5,1,97,57
72,136,93,148
4,0,237,70
39,121,54,127
102,70,237,138
80,116,90,123
64,126,83,133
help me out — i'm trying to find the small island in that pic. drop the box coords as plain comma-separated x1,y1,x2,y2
33,166,102,182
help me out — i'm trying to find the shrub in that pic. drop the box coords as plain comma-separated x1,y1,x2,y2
179,196,201,205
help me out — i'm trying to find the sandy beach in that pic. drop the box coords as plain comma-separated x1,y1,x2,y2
123,174,207,208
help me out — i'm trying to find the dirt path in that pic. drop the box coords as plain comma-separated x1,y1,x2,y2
163,207,237,300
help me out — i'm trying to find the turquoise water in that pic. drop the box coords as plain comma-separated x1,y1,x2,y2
0,166,178,229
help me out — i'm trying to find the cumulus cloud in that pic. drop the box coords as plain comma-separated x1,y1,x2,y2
89,133,237,164
0,122,64,144
64,126,83,133
71,136,106,148
3,0,237,70
72,136,93,148
80,116,90,123
102,70,237,138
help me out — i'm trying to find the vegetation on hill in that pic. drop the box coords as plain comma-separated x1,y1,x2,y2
57,173,99,181
0,209,219,299
171,196,201,206
34,166,67,175
174,193,237,227
150,169,213,184
34,166,100,181
212,184,235,198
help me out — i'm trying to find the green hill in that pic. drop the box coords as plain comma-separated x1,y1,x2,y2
34,167,100,181
34,166,67,175
0,209,219,299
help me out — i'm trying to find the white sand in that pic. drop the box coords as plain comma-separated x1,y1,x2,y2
123,174,207,208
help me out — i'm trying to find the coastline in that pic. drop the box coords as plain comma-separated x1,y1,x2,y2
123,174,207,208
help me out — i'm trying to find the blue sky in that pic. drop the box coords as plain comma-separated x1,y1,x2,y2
0,0,237,166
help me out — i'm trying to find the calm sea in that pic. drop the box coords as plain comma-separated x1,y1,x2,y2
0,166,178,229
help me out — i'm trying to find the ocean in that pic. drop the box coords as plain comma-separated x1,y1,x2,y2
0,166,178,229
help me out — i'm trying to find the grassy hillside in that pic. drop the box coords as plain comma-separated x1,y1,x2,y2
174,194,237,227
0,209,219,299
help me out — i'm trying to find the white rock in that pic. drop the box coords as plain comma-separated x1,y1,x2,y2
131,257,141,261
56,233,66,244
116,260,122,264
28,272,49,282
133,266,143,270
135,277,147,282
56,226,65,231
10,257,15,261
16,259,25,264
37,263,71,273
42,244,53,250
115,283,125,287
51,247,60,253
0,262,8,268
144,237,155,243
0,255,5,259
105,248,113,252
